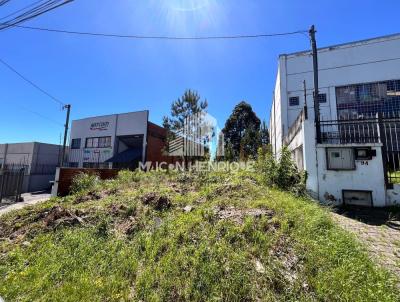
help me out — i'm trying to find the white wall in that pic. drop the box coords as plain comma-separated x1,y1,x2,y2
316,144,386,207
284,34,400,129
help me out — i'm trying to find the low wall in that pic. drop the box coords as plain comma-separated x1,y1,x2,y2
52,168,120,197
386,184,400,206
316,144,386,207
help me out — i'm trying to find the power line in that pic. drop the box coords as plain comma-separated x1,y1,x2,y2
0,0,11,6
0,0,48,21
13,103,64,126
0,0,73,31
6,24,308,40
0,57,65,106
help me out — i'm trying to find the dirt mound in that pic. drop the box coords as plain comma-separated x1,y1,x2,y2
214,206,275,225
44,206,84,228
74,189,118,204
141,193,171,211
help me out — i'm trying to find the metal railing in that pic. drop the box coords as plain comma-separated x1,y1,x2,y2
283,109,305,145
319,117,380,144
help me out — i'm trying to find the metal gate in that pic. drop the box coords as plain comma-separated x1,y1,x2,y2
380,114,400,186
0,168,25,203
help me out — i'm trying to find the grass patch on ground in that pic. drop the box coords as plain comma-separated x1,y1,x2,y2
0,170,398,301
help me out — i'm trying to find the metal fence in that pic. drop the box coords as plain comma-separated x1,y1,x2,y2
0,163,58,175
0,167,25,203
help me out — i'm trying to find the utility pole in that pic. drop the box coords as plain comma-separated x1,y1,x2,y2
60,104,71,166
309,25,321,143
303,80,308,120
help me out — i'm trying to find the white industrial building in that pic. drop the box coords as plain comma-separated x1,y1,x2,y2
67,110,168,169
270,32,400,207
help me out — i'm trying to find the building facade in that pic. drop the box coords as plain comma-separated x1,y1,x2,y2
0,142,61,192
270,33,400,207
68,110,168,169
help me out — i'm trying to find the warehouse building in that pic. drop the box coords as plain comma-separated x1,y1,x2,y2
0,142,61,192
269,32,400,207
67,110,168,169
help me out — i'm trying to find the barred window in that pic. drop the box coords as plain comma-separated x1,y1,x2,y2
318,93,327,103
336,79,400,119
71,138,81,149
289,96,299,106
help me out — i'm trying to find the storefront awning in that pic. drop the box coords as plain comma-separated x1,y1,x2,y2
105,148,142,163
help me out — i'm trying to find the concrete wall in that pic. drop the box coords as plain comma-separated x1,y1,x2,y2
0,142,35,166
32,143,61,166
0,142,61,192
386,184,400,206
316,144,386,207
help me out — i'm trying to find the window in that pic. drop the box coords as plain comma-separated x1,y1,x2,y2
326,148,355,170
336,79,400,120
85,136,111,148
71,138,81,149
289,96,299,106
318,93,327,103
336,86,357,105
99,136,111,148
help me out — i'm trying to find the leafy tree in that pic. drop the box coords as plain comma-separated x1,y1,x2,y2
222,101,261,160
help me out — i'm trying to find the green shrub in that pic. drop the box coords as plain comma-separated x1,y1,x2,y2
70,172,100,194
256,146,306,195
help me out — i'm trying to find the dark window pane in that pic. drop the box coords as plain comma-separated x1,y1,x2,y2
289,96,299,106
318,93,327,103
71,138,81,149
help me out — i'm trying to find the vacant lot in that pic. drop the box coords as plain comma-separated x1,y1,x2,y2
0,170,398,301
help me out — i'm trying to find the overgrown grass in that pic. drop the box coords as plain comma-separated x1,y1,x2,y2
0,169,398,301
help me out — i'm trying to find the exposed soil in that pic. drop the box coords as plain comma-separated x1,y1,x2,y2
214,206,275,225
269,237,304,287
74,189,118,204
141,193,171,211
43,206,84,228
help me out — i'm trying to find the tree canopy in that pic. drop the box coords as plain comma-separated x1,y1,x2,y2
222,101,262,160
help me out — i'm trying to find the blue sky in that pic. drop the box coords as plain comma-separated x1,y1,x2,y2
1,0,400,144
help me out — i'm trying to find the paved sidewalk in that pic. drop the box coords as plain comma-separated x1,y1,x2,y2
331,209,400,278
0,192,51,217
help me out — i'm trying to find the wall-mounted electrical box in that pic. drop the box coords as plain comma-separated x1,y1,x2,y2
326,148,355,170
